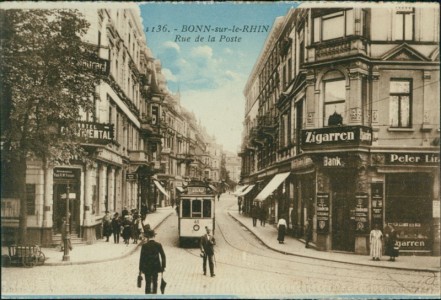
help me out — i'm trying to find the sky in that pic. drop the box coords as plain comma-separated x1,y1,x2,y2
139,2,298,153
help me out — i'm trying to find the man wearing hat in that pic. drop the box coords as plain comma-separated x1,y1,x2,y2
139,229,166,294
200,226,216,277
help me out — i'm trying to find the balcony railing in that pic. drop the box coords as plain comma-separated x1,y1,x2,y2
128,150,149,163
311,36,367,61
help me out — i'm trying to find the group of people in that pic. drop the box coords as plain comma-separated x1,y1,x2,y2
102,208,145,245
370,223,399,261
138,226,216,294
251,204,268,227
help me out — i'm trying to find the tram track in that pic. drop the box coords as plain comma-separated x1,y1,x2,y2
201,201,440,293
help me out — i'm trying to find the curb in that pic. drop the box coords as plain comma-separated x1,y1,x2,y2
228,211,439,273
44,211,174,266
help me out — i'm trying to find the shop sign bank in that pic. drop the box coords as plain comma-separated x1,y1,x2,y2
301,126,372,148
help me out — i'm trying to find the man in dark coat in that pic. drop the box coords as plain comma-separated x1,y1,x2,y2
139,229,166,294
200,226,216,277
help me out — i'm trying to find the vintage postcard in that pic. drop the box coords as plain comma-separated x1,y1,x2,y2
1,1,440,299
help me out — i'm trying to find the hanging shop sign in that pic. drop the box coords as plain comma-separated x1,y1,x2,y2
126,173,138,181
371,183,383,223
301,126,372,149
316,193,329,234
353,193,369,233
386,153,439,165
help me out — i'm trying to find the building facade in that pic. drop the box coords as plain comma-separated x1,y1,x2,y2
1,6,217,246
240,4,440,255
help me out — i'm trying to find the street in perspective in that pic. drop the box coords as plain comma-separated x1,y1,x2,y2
1,1,440,299
2,194,440,297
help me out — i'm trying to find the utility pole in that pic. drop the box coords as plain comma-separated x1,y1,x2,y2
62,183,71,262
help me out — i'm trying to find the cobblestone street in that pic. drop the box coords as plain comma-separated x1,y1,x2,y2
2,195,440,298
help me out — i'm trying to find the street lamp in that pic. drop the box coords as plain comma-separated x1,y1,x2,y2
62,184,72,262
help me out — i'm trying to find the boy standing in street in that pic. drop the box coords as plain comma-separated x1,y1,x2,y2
200,227,216,277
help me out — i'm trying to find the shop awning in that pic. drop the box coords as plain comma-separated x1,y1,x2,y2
154,180,169,198
233,185,248,196
176,186,184,193
254,172,291,201
236,185,255,197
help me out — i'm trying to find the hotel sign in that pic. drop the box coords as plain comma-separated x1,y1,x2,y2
77,121,114,141
301,126,372,149
78,58,110,75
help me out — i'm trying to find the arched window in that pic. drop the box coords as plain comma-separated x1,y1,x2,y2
323,71,346,126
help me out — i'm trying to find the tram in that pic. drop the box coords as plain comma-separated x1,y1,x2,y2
177,181,216,246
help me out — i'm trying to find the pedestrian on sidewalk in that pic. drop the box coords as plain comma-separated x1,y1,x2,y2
384,224,399,262
251,205,258,227
369,223,383,261
200,226,216,277
102,211,112,242
60,217,73,251
238,198,242,214
122,215,132,245
259,205,267,227
132,213,142,244
277,216,287,244
305,218,313,248
111,213,121,244
139,229,166,294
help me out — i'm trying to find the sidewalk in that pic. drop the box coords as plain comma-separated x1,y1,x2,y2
228,209,441,272
4,207,175,266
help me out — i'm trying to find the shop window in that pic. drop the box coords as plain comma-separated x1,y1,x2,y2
314,9,355,42
324,78,346,126
389,79,412,128
203,199,212,218
26,184,36,215
394,8,414,41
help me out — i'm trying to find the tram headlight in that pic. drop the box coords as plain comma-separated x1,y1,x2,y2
193,224,200,231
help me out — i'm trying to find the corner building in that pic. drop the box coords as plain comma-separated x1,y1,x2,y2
240,4,440,255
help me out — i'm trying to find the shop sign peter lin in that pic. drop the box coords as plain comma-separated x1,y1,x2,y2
301,126,372,150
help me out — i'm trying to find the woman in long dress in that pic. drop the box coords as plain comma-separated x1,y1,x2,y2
370,223,383,261
277,217,287,244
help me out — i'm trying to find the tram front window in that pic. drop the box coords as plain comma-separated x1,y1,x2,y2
203,199,212,218
192,199,202,217
182,199,191,217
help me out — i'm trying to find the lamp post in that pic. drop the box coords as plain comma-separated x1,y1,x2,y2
62,184,71,262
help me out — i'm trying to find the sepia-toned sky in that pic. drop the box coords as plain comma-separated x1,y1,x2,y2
140,2,298,153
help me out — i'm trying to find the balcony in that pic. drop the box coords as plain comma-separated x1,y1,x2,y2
128,150,149,164
310,36,367,62
176,153,194,164
257,116,277,140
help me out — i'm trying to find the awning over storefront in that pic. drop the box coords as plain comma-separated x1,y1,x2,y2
254,172,291,201
233,185,248,196
176,186,184,193
236,185,255,197
154,180,169,198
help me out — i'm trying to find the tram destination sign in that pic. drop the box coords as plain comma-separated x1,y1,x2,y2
301,126,372,149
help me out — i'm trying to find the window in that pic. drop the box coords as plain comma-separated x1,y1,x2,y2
26,184,36,215
389,80,412,128
192,199,202,217
313,9,355,42
182,199,190,217
394,8,414,41
203,199,212,218
324,79,346,126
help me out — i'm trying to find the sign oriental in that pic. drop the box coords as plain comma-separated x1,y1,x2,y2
301,126,372,148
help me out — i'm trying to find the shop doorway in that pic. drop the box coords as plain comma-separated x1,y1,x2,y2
331,172,355,252
53,183,80,235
